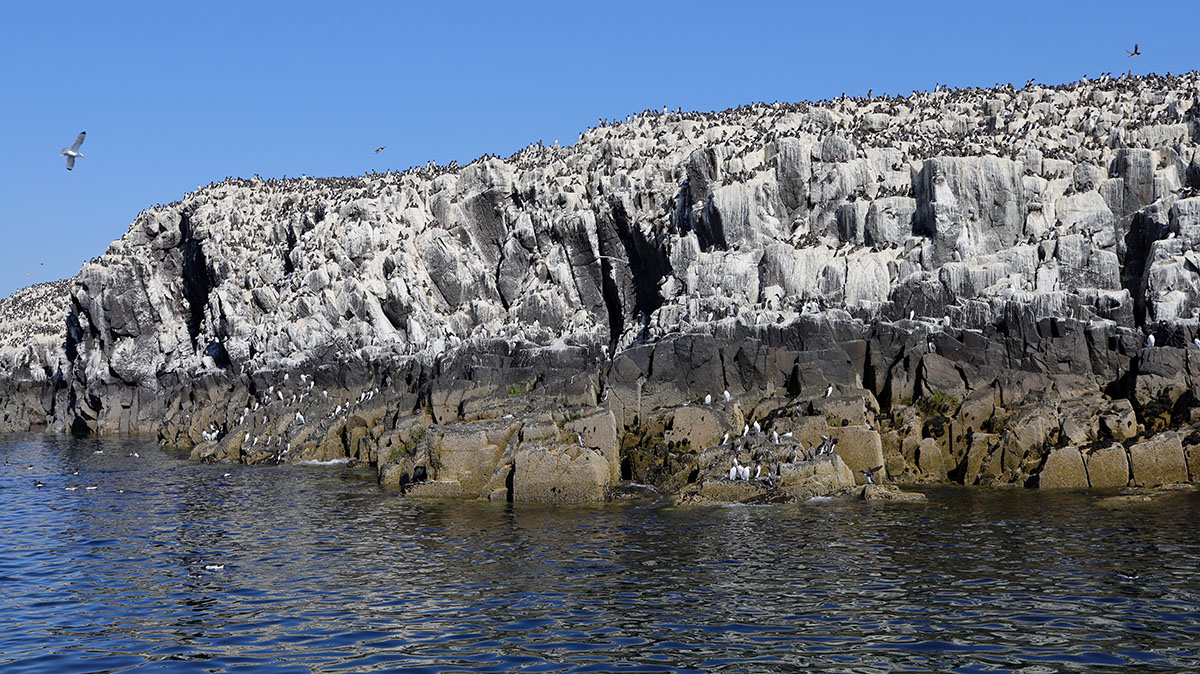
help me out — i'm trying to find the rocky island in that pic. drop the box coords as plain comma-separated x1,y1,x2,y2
3,72,1200,502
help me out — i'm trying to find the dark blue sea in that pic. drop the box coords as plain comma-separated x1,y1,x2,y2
2,435,1199,672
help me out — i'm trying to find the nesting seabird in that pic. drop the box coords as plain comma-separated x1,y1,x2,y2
61,131,86,170
1146,334,1156,347
722,390,731,402
704,393,712,405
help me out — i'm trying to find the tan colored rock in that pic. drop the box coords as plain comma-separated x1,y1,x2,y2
828,426,885,482
860,484,927,501
512,443,612,502
957,387,997,435
662,405,725,449
1040,447,1088,489
694,480,770,503
406,480,463,498
963,432,999,485
916,438,947,480
1185,440,1200,482
428,422,514,496
1129,433,1188,487
810,394,871,427
1100,399,1138,441
778,455,855,488
1084,443,1130,489
566,408,621,482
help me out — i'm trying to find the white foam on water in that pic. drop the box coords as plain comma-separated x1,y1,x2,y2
297,458,350,467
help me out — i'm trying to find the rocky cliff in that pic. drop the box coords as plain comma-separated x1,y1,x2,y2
4,72,1200,501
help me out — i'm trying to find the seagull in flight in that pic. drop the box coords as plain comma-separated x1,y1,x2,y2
374,145,386,154
61,131,86,170
1126,43,1141,57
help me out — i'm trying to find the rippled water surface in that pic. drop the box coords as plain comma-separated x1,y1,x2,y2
2,435,1200,672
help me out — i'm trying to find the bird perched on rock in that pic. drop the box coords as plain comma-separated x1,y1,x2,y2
722,390,731,402
61,131,86,170
824,385,834,398
753,421,761,434
1193,338,1200,350
704,393,712,405
1146,334,1156,347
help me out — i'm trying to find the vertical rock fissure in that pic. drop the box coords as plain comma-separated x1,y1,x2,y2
178,210,212,348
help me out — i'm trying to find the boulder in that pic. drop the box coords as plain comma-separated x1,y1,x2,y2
1084,443,1130,489
916,438,948,480
1039,447,1088,489
512,443,613,502
1129,433,1189,487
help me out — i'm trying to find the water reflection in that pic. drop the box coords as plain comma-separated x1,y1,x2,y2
1,435,1199,672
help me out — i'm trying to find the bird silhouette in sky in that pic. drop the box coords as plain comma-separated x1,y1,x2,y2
61,131,86,170
1126,43,1141,57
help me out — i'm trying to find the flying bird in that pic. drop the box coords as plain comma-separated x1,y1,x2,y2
1126,43,1141,57
863,465,884,485
375,146,386,153
61,131,86,170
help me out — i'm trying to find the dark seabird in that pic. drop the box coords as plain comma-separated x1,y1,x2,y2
1126,43,1141,57
862,465,883,484
61,131,86,170
375,146,386,153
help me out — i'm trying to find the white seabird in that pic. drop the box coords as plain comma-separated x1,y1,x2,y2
704,393,712,405
722,390,731,402
1146,334,1156,347
753,421,761,434
61,131,86,170
824,385,834,398
1193,338,1200,350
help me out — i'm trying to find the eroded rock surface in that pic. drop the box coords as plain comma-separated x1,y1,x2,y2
4,73,1200,501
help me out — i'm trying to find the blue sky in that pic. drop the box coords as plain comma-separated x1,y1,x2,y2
0,1,1194,298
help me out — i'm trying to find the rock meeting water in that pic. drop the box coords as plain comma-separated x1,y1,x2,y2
2,435,1199,672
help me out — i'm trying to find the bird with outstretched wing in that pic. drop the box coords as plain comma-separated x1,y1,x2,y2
62,131,86,170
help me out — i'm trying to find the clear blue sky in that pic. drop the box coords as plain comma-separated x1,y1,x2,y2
0,1,1194,298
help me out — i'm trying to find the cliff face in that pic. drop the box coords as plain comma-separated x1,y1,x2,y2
4,73,1200,500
